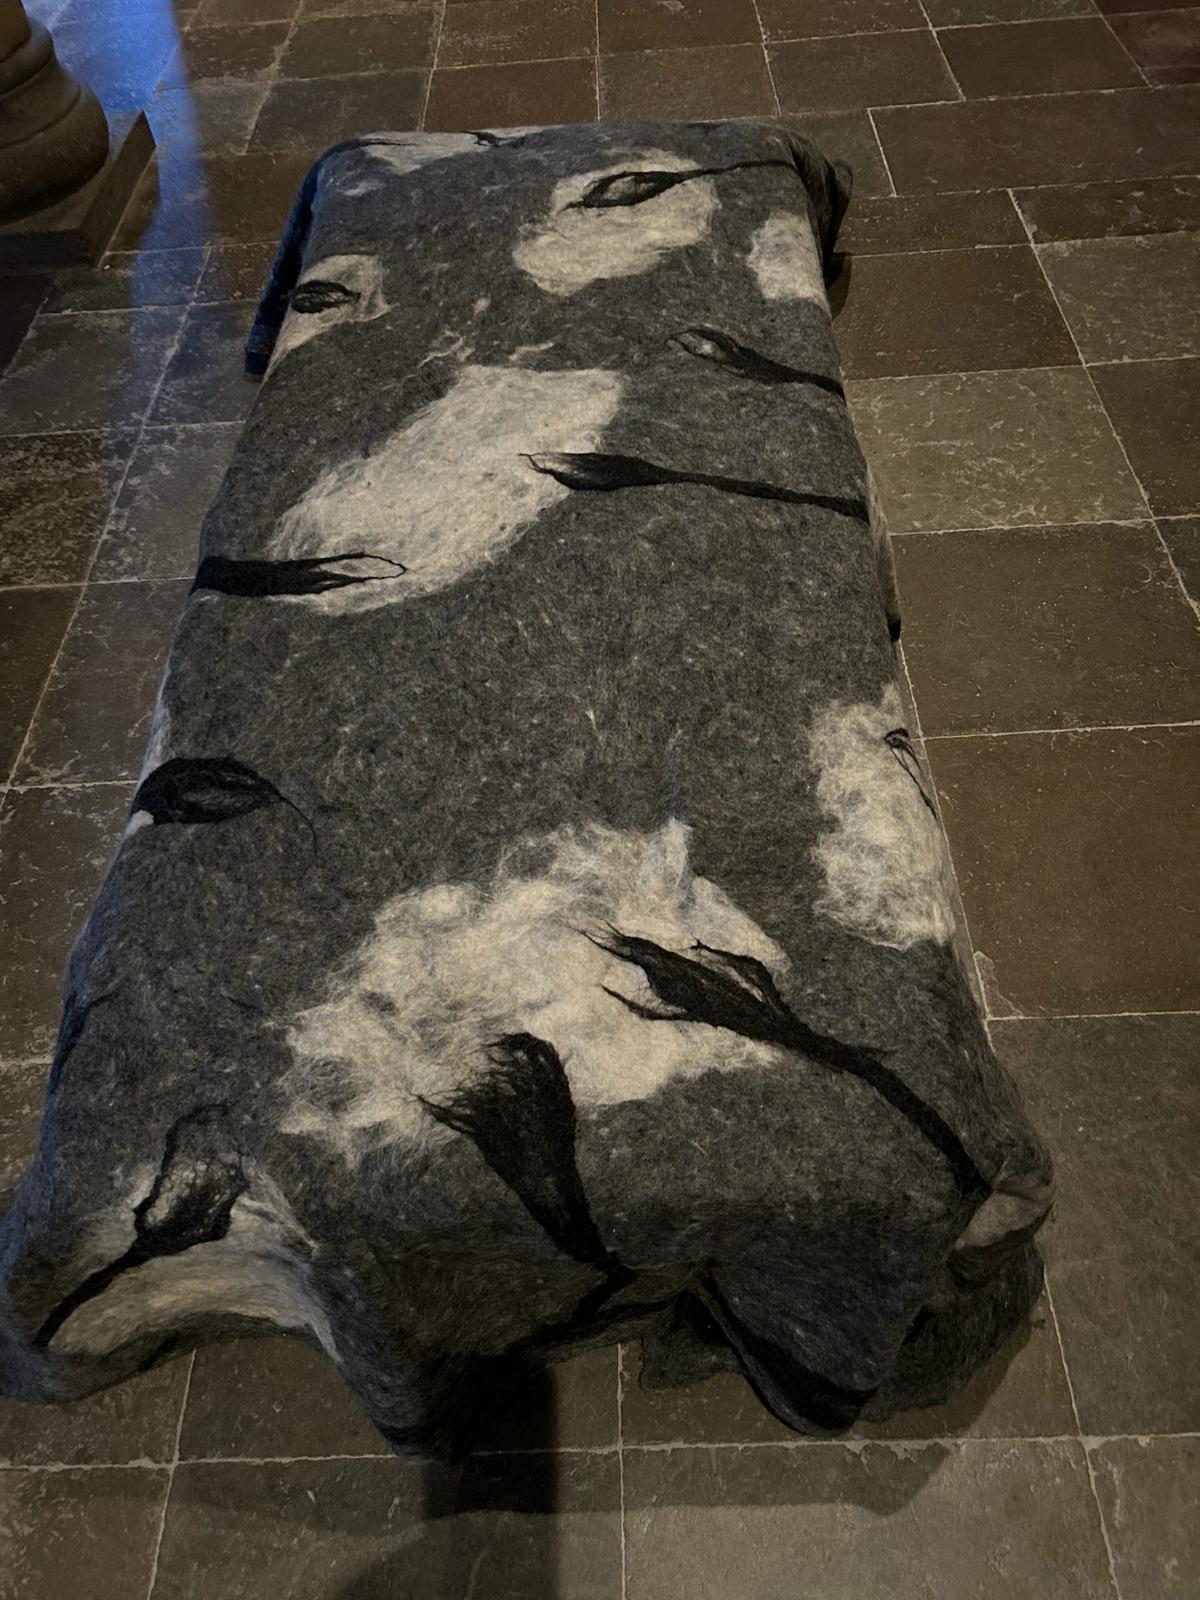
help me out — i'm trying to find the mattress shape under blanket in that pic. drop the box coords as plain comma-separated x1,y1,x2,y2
0,120,1053,1459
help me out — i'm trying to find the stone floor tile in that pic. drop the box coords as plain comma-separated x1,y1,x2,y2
0,783,132,1060
599,44,772,118
14,580,187,786
834,246,1075,377
847,367,1144,533
995,1014,1200,1433
0,309,183,434
927,727,1200,1015
895,522,1200,734
770,30,959,111
1038,232,1200,361
0,1466,167,1599
624,1440,1115,1600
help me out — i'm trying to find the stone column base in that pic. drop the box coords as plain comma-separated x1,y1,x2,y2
0,109,155,270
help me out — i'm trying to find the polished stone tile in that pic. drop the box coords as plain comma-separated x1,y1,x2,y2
995,1015,1200,1433
598,0,761,52
0,433,131,586
193,0,299,19
427,56,597,127
0,590,78,779
149,301,258,424
250,71,427,150
1091,1437,1200,1598
117,153,314,249
847,368,1144,533
147,82,269,156
181,1338,618,1459
1091,357,1200,517
95,423,239,580
475,1346,619,1453
777,111,891,198
0,309,183,435
280,8,438,75
1038,232,1200,361
621,1307,1072,1444
923,0,1090,16
180,1337,389,1460
158,21,290,87
895,522,1200,734
1095,0,1194,10
837,190,1025,254
770,30,959,111
39,249,205,314
0,1057,46,1206
0,275,49,375
875,86,1200,191
835,246,1075,377
939,17,1142,95
1107,6,1200,83
196,241,276,302
1014,174,1200,242
623,1441,1115,1600
1158,515,1200,607
927,728,1200,1014
14,580,187,786
599,44,772,118
759,0,926,39
0,1466,168,1599
55,14,179,112
439,0,593,66
0,783,132,1060
0,1360,189,1468
154,1454,622,1598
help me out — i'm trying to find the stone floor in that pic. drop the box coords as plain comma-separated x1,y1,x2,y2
1,0,1199,1595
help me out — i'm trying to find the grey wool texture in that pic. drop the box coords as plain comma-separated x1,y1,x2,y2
0,121,1053,1460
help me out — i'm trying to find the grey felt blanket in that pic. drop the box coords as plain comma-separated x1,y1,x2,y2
0,121,1053,1459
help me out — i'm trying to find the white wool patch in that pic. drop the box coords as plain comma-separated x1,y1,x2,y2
808,686,955,949
284,823,789,1160
514,152,718,295
274,363,623,611
748,212,827,307
336,133,483,195
268,254,390,373
52,1181,337,1358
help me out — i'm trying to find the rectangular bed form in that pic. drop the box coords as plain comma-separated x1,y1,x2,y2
0,120,1053,1459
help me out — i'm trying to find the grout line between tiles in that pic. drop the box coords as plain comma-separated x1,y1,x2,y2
617,1343,628,1600
925,718,1200,741
6,1431,1199,1474
915,0,966,102
1012,191,1200,622
865,108,897,197
1044,1282,1125,1600
1094,9,1155,89
143,1350,194,1600
418,0,446,130
750,0,784,118
241,0,317,150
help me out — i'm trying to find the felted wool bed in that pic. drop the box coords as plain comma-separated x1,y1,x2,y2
0,120,1053,1459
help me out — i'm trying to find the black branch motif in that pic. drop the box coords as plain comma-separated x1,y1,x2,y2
671,326,845,397
34,1105,248,1348
131,756,316,851
884,727,937,815
524,451,869,523
47,989,118,1095
421,1033,618,1270
289,280,360,314
468,129,527,148
567,158,794,211
588,930,986,1195
192,551,406,599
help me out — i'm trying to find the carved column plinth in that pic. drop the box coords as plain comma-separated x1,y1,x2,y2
0,0,154,269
